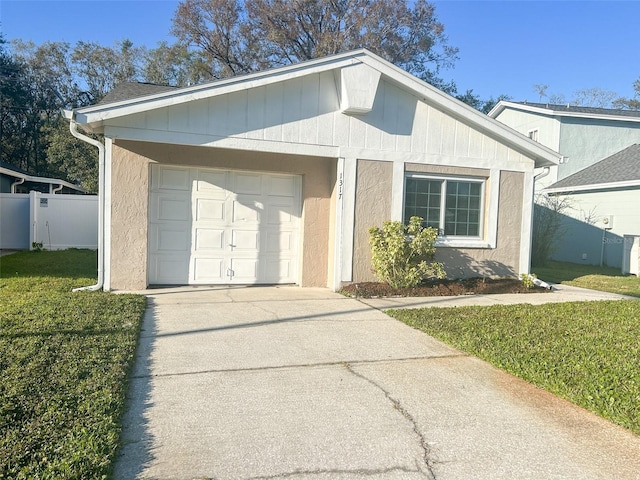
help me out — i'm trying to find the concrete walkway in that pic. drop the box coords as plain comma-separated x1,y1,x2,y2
115,286,640,480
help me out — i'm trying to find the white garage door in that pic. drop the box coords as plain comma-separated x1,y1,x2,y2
148,165,301,285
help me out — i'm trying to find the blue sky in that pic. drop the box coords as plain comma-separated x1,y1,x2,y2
2,0,639,103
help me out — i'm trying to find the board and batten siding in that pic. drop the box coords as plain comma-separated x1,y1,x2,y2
106,73,535,171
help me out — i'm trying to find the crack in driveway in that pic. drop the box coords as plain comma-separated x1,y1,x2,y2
131,354,467,379
244,465,424,479
344,363,438,480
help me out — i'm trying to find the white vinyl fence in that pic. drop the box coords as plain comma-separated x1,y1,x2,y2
0,192,98,250
0,193,30,249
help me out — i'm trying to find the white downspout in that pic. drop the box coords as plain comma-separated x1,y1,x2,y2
11,177,25,193
68,117,105,292
52,184,64,194
530,165,553,287
534,166,550,183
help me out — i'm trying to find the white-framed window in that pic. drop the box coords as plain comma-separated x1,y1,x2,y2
404,174,485,239
528,128,539,142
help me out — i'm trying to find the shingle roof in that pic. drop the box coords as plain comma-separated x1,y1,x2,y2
547,144,640,190
518,102,640,119
98,82,178,105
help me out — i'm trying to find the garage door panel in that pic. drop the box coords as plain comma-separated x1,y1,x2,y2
150,255,190,284
229,258,258,280
234,173,263,195
150,224,191,252
152,195,190,222
196,198,225,221
265,230,295,253
196,170,227,195
268,176,296,197
195,228,225,251
232,198,261,223
193,258,225,282
267,202,296,224
156,166,191,191
231,230,259,251
264,258,294,283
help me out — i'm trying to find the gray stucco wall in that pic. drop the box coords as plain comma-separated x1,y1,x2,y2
558,118,640,179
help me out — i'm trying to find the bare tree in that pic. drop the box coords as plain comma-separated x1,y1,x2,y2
531,194,573,266
171,0,458,85
613,78,640,110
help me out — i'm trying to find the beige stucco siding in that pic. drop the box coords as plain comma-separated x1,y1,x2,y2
352,159,393,282
435,170,524,279
349,162,524,283
109,140,333,290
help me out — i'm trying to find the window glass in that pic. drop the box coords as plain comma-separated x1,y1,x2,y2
404,176,483,237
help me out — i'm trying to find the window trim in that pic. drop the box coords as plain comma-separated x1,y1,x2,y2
403,173,493,248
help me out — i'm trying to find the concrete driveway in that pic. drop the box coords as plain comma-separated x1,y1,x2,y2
115,286,640,480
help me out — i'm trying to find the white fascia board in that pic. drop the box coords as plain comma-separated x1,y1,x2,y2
544,179,640,194
74,51,371,125
356,57,561,168
488,101,640,124
104,126,340,158
0,166,85,192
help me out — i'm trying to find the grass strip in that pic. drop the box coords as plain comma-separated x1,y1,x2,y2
0,250,147,479
388,300,640,436
533,261,640,298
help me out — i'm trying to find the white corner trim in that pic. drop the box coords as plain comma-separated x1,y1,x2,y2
103,137,113,291
340,157,358,282
391,160,405,221
486,169,501,249
519,170,535,276
332,157,345,290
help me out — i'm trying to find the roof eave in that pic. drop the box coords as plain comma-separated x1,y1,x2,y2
70,49,562,167
488,101,640,123
545,179,640,194
0,166,86,192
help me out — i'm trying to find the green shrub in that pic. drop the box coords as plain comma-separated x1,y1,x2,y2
520,273,537,289
369,216,445,289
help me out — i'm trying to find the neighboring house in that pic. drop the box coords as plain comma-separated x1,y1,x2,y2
65,49,560,291
544,144,640,268
489,101,640,268
0,161,86,194
488,101,640,189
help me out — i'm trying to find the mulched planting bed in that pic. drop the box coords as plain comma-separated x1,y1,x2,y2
340,277,552,298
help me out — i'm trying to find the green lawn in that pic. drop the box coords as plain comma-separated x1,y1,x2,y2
0,250,147,479
389,300,640,436
533,260,640,298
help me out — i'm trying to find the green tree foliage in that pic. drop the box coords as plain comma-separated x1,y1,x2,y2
45,118,98,192
0,36,32,171
369,216,445,289
2,38,147,189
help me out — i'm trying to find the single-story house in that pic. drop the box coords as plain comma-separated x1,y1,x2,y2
65,49,560,291
0,161,85,194
544,143,640,268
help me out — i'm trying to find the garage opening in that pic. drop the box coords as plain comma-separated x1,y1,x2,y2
148,164,302,285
